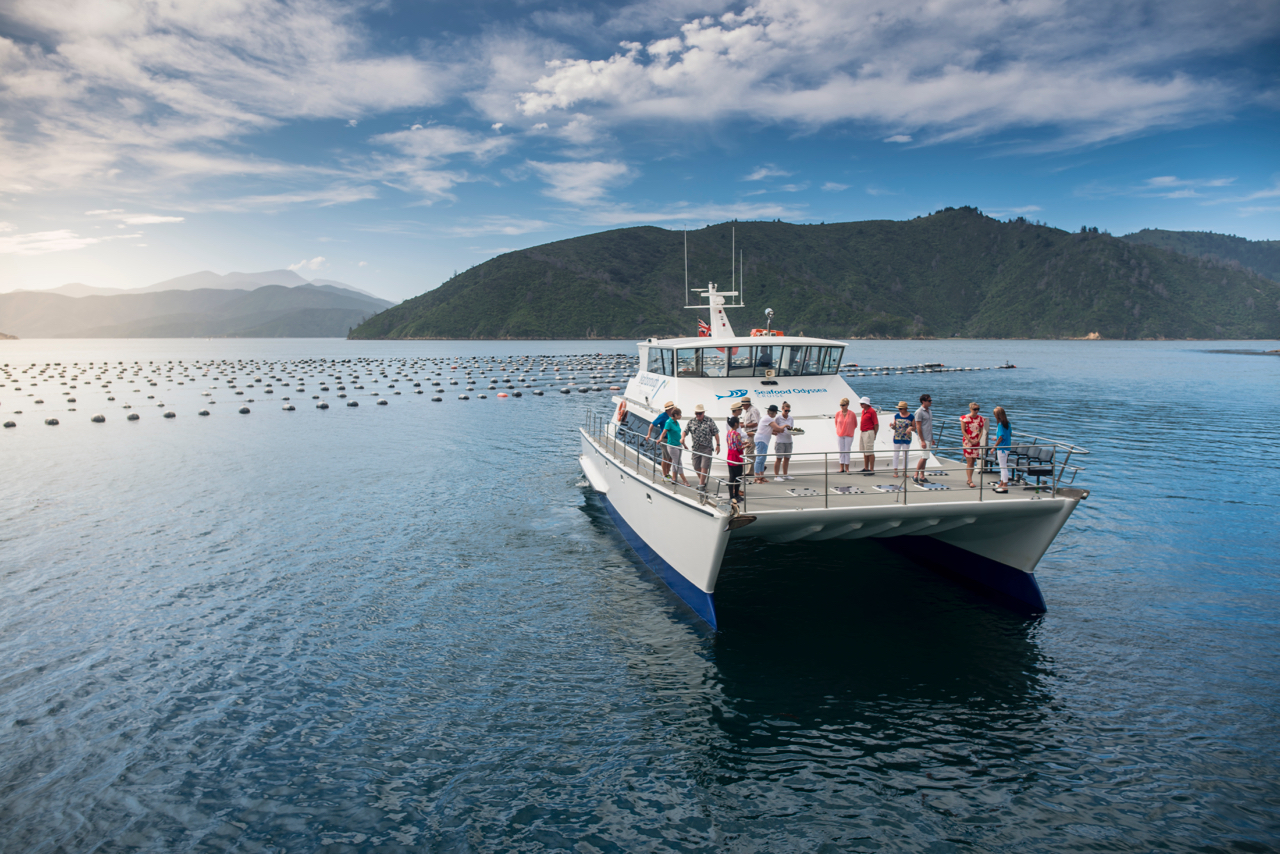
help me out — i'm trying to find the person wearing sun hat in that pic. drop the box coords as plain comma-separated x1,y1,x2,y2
684,403,720,490
858,396,878,474
891,401,916,478
646,400,676,479
739,395,760,479
834,397,856,474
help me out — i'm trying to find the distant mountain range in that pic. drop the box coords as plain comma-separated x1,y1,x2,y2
349,210,1280,340
0,270,395,338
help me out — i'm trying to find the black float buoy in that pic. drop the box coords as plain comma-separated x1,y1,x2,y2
282,404,295,411
198,409,210,416
91,414,105,423
45,418,59,425
127,413,140,421
3,421,15,428
317,401,329,409
347,400,358,407
238,406,250,414
163,411,176,418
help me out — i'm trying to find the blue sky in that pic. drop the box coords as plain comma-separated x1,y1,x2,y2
1,0,1277,302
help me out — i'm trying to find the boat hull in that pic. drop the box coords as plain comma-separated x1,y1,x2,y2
579,432,731,628
580,429,1079,625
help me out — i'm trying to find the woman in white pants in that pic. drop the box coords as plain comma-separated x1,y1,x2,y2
834,397,857,473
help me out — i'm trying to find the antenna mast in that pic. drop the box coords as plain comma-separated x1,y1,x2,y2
684,228,688,308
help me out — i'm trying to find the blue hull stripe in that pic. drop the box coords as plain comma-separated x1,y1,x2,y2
601,497,718,629
883,535,1048,613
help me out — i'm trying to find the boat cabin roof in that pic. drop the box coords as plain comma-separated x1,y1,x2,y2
642,335,846,348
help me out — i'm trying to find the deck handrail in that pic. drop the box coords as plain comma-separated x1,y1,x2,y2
582,411,1088,512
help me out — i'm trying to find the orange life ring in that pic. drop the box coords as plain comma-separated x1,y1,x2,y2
615,400,628,422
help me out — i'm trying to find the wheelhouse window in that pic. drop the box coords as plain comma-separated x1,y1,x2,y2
675,348,701,377
660,345,843,377
646,347,673,376
750,345,844,376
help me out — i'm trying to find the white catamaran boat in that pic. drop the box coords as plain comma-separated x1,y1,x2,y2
578,280,1089,629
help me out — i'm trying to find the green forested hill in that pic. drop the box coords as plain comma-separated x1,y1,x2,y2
1120,229,1280,282
351,208,1280,339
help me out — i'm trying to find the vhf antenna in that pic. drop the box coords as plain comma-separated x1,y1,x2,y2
684,228,688,308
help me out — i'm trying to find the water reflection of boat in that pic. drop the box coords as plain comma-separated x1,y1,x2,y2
707,540,1052,781
578,281,1090,629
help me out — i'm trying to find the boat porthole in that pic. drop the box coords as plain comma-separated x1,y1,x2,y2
646,493,652,503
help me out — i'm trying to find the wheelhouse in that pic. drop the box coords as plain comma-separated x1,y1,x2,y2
640,340,844,379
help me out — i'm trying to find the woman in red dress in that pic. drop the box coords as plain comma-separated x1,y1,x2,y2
960,402,987,488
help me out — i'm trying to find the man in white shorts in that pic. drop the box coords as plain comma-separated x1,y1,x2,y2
858,396,878,474
913,393,934,484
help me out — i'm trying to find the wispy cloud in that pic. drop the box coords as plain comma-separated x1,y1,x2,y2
1076,174,1241,201
0,0,451,200
445,216,555,237
85,209,185,225
821,182,848,192
289,256,327,271
743,164,792,181
0,228,143,255
884,134,912,144
987,205,1043,217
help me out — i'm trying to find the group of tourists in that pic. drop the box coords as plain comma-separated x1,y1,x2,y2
640,394,1015,497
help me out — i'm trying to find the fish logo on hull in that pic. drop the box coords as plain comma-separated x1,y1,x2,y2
715,389,748,400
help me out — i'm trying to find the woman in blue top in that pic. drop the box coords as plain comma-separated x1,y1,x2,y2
992,406,1012,493
659,407,691,488
891,401,915,478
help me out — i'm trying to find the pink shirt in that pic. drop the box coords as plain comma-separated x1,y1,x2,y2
834,408,857,437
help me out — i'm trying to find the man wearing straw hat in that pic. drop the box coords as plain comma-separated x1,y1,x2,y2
739,395,760,481
684,404,720,491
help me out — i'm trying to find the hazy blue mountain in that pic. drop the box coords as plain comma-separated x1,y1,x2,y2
38,283,129,297
309,278,386,300
136,269,311,293
0,284,387,338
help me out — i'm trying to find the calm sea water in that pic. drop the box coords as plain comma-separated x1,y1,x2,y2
2,338,1278,853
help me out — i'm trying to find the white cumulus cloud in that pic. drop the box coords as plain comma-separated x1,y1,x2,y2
288,256,327,271
514,0,1273,149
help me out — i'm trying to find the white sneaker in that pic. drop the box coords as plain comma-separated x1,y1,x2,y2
782,475,795,480
774,476,786,482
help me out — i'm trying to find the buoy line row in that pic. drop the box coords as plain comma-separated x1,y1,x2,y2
2,353,643,426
